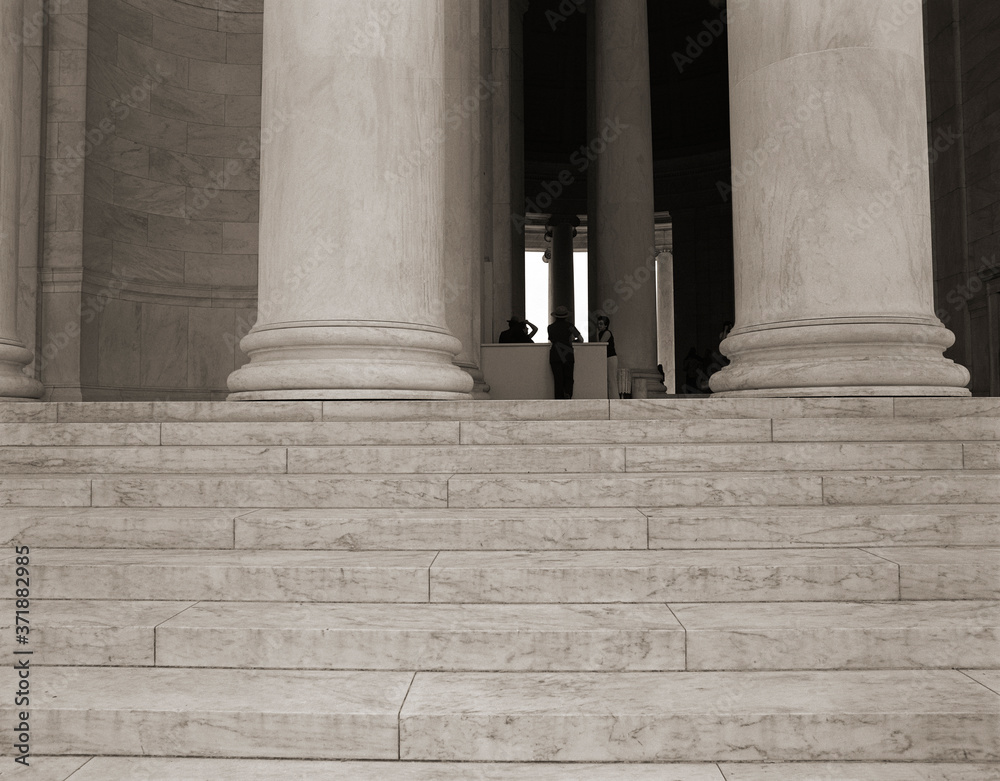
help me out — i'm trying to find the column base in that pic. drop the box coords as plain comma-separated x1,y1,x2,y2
709,321,971,398
0,342,44,400
629,368,667,399
227,322,475,401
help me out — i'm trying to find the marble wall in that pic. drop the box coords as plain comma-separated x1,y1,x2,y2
925,0,1000,396
52,0,263,400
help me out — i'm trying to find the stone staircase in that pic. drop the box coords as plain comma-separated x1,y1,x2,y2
0,397,998,780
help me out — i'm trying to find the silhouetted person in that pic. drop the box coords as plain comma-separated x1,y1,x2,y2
548,306,583,399
596,315,618,399
682,347,704,395
498,316,537,343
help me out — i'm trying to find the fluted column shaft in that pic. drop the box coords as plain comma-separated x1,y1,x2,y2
711,0,969,397
0,0,42,399
589,0,660,398
228,0,472,400
443,0,487,396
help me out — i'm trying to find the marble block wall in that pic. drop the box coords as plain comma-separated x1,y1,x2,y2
68,0,263,400
925,0,1000,396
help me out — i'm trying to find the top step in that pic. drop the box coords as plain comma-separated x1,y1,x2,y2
1,398,998,423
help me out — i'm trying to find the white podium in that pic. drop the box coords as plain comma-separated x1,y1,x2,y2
480,343,609,400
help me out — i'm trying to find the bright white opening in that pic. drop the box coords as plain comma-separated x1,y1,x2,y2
525,251,590,341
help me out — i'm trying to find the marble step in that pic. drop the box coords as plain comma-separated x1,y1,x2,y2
460,419,773,444
235,508,650,550
156,603,685,671
773,416,1000,441
0,600,193,665
155,600,998,672
823,471,1000,504
646,505,1000,548
448,473,823,507
0,667,414,759
91,475,450,508
866,547,1000,599
624,442,963,471
17,550,437,602
287,445,627,474
0,423,161,446
0,446,287,474
671,600,1000,670
160,421,462,445
398,670,1000,762
429,549,900,603
0,508,240,549
0,442,979,476
41,760,1000,781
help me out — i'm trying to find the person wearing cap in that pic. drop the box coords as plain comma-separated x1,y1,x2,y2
498,316,538,344
547,305,583,399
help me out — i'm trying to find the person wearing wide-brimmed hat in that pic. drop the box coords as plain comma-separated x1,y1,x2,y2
498,315,538,344
547,306,583,399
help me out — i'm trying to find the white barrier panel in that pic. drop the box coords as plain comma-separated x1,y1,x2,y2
481,344,609,400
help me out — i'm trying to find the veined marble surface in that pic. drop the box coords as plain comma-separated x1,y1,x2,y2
895,398,1000,418
719,763,1000,780
611,398,893,419
161,421,461,445
235,508,649,551
287,445,626,474
399,670,1000,761
0,446,287,473
460,419,772,445
774,417,1000,442
824,473,1000,505
0,599,193,665
0,478,91,507
627,442,962,472
91,475,450,508
429,549,898,603
322,400,613,421
964,670,1000,693
672,600,999,670
0,422,160,445
447,473,822,508
867,547,1000,599
647,505,1000,548
0,507,239,548
63,758,729,780
20,549,437,601
157,602,684,671
966,443,1000,469
0,667,413,758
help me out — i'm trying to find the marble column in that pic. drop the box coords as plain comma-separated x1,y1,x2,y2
490,0,528,339
0,0,42,400
443,0,487,397
710,0,970,397
228,0,473,400
547,216,577,314
656,250,675,394
588,0,661,399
